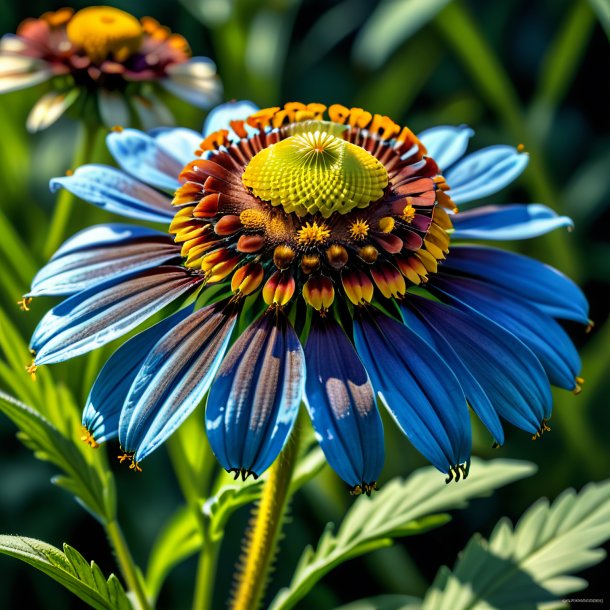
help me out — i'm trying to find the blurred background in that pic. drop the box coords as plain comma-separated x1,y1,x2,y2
0,0,608,608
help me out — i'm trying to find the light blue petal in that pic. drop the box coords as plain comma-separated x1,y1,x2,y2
446,146,529,204
50,164,173,223
120,300,238,461
106,128,183,191
161,57,222,109
452,204,574,240
29,224,179,296
30,267,202,365
202,99,260,139
149,127,202,165
443,245,589,324
82,307,193,444
417,125,474,170
404,295,552,433
206,310,305,478
353,307,471,475
430,274,581,391
304,315,384,489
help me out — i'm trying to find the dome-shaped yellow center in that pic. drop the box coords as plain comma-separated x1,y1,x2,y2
242,123,389,218
66,6,143,63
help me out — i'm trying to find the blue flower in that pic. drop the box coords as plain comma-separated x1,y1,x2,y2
27,101,587,492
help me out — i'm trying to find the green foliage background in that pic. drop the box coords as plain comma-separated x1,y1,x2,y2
0,0,608,608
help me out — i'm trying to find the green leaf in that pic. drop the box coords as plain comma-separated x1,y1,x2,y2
0,390,114,523
335,595,422,610
421,479,610,610
0,536,131,610
269,458,536,610
588,0,610,39
352,0,451,69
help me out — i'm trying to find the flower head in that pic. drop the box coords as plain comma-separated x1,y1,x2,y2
27,101,587,492
0,6,221,131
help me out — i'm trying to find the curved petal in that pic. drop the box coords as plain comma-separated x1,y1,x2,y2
429,274,581,390
29,224,179,296
30,266,202,365
50,164,174,223
120,300,238,461
304,315,384,490
206,310,305,478
98,89,130,130
451,204,573,240
162,57,222,109
443,245,589,324
132,93,175,131
445,146,529,204
26,89,80,133
404,295,552,436
0,55,51,93
353,307,471,475
417,125,474,170
149,127,202,166
82,307,194,444
106,128,183,191
202,99,260,139
399,305,504,446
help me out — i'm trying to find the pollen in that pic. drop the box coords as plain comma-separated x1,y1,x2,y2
349,219,370,240
17,297,32,311
378,217,395,233
66,7,143,63
80,427,99,449
25,360,37,381
402,203,416,223
239,208,266,230
297,221,331,246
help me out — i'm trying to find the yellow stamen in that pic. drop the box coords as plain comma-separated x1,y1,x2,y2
349,219,369,240
80,427,99,449
402,203,416,223
297,221,331,246
25,360,37,381
66,7,143,63
378,216,395,233
17,297,32,311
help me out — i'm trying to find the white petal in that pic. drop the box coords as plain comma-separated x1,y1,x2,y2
0,55,51,93
98,89,130,129
132,93,175,131
26,89,80,133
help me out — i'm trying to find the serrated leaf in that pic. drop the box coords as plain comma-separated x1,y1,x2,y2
421,480,610,610
0,536,132,610
352,0,451,69
269,458,536,610
0,390,113,522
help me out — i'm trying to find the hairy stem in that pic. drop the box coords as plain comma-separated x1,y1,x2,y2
105,519,152,610
230,420,302,610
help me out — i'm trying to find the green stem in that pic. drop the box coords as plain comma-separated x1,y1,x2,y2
192,533,220,610
43,121,100,259
105,520,152,610
229,419,302,610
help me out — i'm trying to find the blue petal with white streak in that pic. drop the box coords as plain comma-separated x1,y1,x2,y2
417,125,474,170
29,224,179,296
83,307,193,443
149,127,202,166
304,315,384,488
430,274,581,390
120,300,238,461
106,129,183,191
30,266,201,364
451,204,573,240
203,99,260,139
353,307,470,474
445,146,529,204
206,310,305,478
50,165,173,223
443,245,589,324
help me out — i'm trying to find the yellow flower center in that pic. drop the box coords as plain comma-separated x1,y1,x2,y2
242,121,389,218
297,221,331,246
66,6,143,63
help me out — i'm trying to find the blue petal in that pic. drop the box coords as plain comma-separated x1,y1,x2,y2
29,224,179,296
417,125,474,170
149,127,202,166
451,204,574,240
106,129,183,191
50,165,173,223
399,305,504,446
162,57,222,109
429,274,581,390
82,307,193,444
443,245,589,324
202,99,260,139
403,295,552,434
304,315,384,489
120,300,238,461
353,307,471,475
206,310,305,478
31,266,202,365
445,146,529,204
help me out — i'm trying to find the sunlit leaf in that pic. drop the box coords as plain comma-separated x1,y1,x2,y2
0,536,131,610
588,0,610,39
269,458,536,610
336,595,422,610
